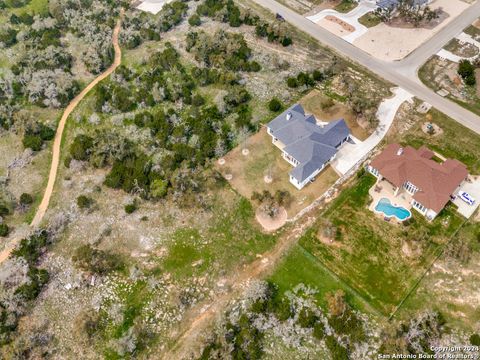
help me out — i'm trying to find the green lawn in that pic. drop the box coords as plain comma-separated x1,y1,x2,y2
334,0,358,13
464,24,480,41
156,195,279,280
358,11,382,28
298,173,465,316
269,244,374,314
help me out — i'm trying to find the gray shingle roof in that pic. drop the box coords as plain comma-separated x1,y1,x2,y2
267,104,350,183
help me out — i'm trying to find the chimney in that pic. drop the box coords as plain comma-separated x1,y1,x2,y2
286,112,292,121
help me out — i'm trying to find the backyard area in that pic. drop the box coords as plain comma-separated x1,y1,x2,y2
217,127,339,219
298,172,465,316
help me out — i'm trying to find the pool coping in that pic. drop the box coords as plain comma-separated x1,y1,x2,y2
373,197,412,222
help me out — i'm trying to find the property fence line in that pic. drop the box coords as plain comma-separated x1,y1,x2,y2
387,215,470,320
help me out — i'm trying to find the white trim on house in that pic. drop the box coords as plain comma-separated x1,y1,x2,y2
368,165,440,220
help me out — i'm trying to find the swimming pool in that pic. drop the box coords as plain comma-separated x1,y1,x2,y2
374,198,411,221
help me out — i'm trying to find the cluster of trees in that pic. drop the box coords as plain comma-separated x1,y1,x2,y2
0,0,122,131
380,311,447,355
0,230,51,345
0,191,34,237
375,0,440,27
251,189,292,217
286,69,328,89
196,0,293,47
186,30,261,72
69,43,255,202
22,120,55,151
458,59,477,86
255,23,292,47
198,283,364,360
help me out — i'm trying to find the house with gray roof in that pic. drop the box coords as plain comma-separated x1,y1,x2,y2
267,104,351,190
376,0,429,10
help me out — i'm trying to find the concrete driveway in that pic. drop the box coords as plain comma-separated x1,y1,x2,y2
452,176,480,218
306,0,377,43
331,88,413,176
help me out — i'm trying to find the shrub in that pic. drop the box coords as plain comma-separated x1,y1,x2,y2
124,202,138,214
12,231,49,264
313,321,325,340
268,97,283,112
297,308,319,328
22,134,43,151
0,202,10,217
72,244,123,275
150,179,168,199
280,36,292,47
325,335,349,360
39,124,55,141
465,73,476,86
15,267,49,301
458,60,476,83
188,14,201,26
69,134,94,161
286,77,298,88
470,333,480,346
312,69,325,82
19,193,33,206
104,154,154,194
77,195,94,209
0,224,9,237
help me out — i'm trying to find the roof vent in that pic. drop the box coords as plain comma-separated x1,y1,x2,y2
397,147,404,156
286,112,292,121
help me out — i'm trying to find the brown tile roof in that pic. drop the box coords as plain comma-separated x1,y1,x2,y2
370,144,468,213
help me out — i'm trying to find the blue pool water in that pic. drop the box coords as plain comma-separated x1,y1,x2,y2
375,198,411,221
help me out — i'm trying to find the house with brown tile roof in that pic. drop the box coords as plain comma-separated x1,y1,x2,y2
367,143,468,220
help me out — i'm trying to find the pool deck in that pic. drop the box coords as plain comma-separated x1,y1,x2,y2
369,179,413,221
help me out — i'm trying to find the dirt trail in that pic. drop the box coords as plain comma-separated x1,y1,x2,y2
0,11,124,264
162,214,317,360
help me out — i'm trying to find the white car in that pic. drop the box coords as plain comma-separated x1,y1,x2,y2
459,191,475,206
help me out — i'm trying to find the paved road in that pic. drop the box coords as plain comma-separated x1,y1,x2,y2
396,1,480,77
252,0,480,134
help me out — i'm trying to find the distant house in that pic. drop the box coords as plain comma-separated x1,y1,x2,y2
367,144,468,219
267,104,351,190
376,0,429,9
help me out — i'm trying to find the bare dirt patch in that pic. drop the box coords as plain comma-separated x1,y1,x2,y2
255,207,288,232
325,15,354,32
300,89,370,140
421,122,444,137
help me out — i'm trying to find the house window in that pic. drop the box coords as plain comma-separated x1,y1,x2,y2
369,167,379,177
413,200,426,212
404,181,418,194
